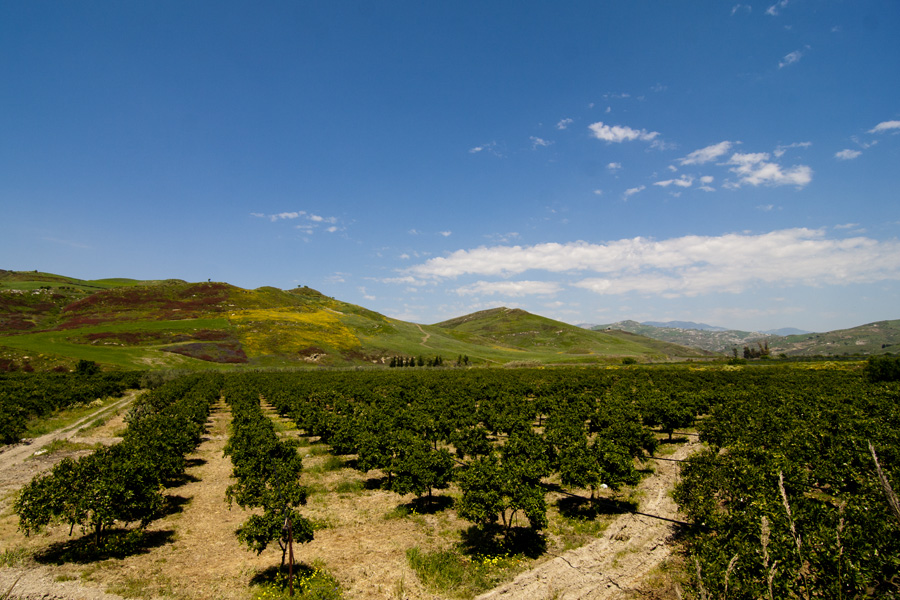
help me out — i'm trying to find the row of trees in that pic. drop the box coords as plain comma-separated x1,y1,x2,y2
228,369,691,542
222,381,313,562
15,374,221,546
388,355,445,368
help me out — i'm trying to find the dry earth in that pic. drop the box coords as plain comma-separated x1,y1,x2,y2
477,440,700,600
0,393,697,600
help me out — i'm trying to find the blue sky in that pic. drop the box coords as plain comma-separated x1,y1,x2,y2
2,1,899,333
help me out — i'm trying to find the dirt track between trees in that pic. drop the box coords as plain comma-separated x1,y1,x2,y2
477,439,700,600
0,392,698,600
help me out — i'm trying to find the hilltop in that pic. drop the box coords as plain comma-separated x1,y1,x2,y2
0,271,707,370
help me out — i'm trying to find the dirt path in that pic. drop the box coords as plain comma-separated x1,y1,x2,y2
476,439,700,600
0,391,138,514
416,324,431,347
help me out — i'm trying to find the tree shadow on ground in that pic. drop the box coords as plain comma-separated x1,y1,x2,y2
184,457,207,468
165,470,201,487
363,475,387,490
401,494,454,515
159,493,192,517
658,436,689,445
34,528,175,565
459,524,547,559
557,495,638,520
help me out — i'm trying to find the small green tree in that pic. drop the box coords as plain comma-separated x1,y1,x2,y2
16,445,164,546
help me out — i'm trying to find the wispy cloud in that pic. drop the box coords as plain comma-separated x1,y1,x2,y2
556,118,574,130
774,141,811,157
252,211,341,232
869,120,900,134
469,141,503,156
835,149,862,160
455,280,562,297
766,0,790,16
679,141,733,165
623,185,646,199
588,122,659,143
607,162,623,172
530,136,553,149
779,47,808,69
731,4,752,15
406,229,900,298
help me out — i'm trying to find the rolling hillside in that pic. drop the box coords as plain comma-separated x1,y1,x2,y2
0,270,706,370
592,318,900,357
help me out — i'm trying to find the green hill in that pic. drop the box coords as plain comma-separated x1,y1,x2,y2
771,320,900,356
0,270,712,370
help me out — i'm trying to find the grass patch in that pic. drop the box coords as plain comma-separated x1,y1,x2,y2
0,546,30,567
314,455,344,473
406,546,528,599
24,399,112,437
250,563,343,600
550,512,611,552
32,439,100,456
332,479,363,494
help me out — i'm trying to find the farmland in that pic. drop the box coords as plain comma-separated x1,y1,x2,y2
0,361,897,599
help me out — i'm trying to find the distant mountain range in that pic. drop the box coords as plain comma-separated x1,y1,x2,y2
586,319,899,356
2,269,895,370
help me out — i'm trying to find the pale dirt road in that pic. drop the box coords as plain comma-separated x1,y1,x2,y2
476,439,700,600
0,391,139,514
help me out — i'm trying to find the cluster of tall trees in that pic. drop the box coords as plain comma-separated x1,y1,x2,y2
388,355,444,368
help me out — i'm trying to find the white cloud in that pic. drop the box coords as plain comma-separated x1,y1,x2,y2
774,141,812,157
779,48,807,69
530,136,552,149
556,118,574,130
731,4,752,15
869,120,900,134
257,211,305,222
455,280,562,297
440,231,452,237
623,185,646,199
679,141,733,165
766,0,789,16
588,122,659,143
607,162,623,172
593,189,604,196
835,149,862,160
469,141,503,156
405,229,900,298
253,211,342,232
654,175,694,188
726,152,812,187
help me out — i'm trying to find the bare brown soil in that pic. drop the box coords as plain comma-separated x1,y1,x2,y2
0,395,695,600
476,440,700,600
